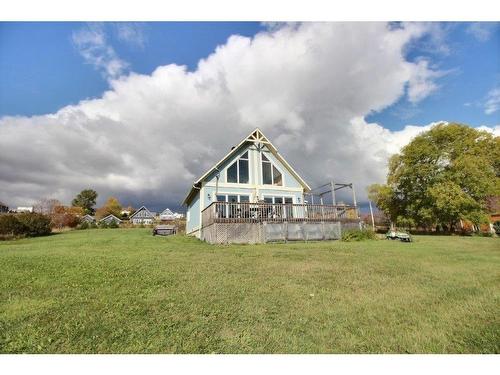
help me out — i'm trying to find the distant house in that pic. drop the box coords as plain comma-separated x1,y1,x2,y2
0,202,8,213
129,206,155,225
159,208,176,221
16,206,33,213
81,214,96,223
99,214,122,225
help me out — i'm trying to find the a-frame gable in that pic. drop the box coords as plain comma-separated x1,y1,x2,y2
130,206,154,219
182,128,311,205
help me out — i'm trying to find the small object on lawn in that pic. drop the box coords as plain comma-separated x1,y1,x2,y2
152,224,176,236
386,230,412,242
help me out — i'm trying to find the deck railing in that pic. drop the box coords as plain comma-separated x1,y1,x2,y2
201,201,359,227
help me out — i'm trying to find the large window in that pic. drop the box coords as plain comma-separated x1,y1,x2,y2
261,154,282,186
227,151,249,184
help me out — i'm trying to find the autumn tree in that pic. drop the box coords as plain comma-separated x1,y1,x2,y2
51,205,85,229
368,123,499,231
95,197,122,219
71,189,98,215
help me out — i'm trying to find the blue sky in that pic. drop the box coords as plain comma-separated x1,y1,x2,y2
0,22,498,130
0,22,263,118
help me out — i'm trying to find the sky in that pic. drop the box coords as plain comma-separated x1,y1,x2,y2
0,22,499,211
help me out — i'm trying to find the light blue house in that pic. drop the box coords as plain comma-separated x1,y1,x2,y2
183,128,312,238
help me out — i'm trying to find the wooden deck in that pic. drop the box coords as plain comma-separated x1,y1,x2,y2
200,202,360,244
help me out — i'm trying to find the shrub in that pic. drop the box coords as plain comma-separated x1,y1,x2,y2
78,221,89,230
99,221,109,229
108,220,119,228
16,212,51,237
0,214,26,237
342,228,377,242
90,222,98,229
493,221,500,235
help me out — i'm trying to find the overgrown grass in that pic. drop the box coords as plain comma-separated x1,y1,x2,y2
0,229,498,353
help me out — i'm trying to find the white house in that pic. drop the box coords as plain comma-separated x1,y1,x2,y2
16,206,33,213
159,208,175,221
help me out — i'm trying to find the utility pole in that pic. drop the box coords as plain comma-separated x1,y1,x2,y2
369,200,375,231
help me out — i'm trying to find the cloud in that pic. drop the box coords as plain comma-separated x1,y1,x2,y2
466,22,498,42
484,86,500,115
1,22,494,210
114,23,147,49
72,24,129,80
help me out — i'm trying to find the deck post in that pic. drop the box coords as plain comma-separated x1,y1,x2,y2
369,200,375,231
331,180,337,218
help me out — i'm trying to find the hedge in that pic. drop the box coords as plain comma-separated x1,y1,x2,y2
0,213,51,239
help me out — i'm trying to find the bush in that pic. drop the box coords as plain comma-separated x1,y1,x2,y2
493,221,500,235
108,220,119,228
99,221,109,229
342,228,377,242
16,212,51,237
78,221,89,230
90,222,98,229
0,214,26,237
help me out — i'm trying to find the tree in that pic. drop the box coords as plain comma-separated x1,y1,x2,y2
33,198,61,216
51,205,85,229
72,189,98,215
368,123,499,231
95,197,122,219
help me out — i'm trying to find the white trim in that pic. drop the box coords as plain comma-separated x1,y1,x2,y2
204,182,303,192
224,149,250,184
261,193,296,204
260,149,285,187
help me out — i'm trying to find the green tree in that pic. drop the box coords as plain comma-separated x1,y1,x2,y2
368,123,499,231
72,189,98,215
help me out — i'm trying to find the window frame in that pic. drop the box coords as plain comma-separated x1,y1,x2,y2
226,151,250,184
261,153,284,186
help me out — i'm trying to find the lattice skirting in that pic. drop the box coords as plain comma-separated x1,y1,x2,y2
201,221,359,244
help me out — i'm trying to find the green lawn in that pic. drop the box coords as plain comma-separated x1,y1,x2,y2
0,229,498,353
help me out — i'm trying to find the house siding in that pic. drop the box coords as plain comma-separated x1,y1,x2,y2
186,191,201,234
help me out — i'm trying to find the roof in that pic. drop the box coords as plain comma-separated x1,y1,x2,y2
99,214,122,222
160,208,174,215
129,206,155,219
182,128,311,205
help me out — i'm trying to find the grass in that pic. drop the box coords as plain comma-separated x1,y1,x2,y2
0,229,498,353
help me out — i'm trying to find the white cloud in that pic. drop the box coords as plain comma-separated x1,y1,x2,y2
484,87,500,115
1,22,493,209
72,24,129,80
466,22,497,42
114,23,147,48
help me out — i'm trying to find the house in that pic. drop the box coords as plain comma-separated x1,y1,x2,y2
129,206,156,225
16,206,33,213
99,214,122,225
159,208,177,221
0,202,8,213
183,128,360,243
81,214,96,223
